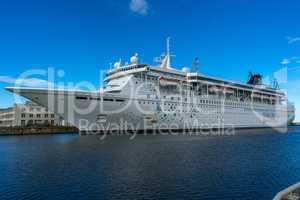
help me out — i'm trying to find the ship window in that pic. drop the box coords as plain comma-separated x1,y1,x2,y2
90,97,101,101
116,99,125,102
76,96,88,100
103,98,114,101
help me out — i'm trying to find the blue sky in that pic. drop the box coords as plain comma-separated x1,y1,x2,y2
0,0,300,121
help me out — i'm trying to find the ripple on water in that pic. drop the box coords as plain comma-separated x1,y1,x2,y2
0,127,300,200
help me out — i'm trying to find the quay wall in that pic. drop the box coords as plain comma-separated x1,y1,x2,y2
0,125,78,135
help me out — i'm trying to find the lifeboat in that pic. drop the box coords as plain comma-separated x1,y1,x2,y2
159,76,180,86
270,96,278,100
251,93,261,98
209,86,223,93
225,88,235,94
261,95,270,99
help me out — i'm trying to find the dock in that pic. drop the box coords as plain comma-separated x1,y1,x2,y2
0,125,78,136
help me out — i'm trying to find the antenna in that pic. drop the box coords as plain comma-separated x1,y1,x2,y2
160,37,175,69
166,37,171,57
192,57,199,72
109,63,112,71
273,78,279,89
248,71,252,80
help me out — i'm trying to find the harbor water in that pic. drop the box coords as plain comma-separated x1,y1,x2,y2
1,127,300,200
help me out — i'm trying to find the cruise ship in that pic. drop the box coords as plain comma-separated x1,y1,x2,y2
6,39,295,133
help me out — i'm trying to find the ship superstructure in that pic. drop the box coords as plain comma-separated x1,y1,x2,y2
6,39,295,132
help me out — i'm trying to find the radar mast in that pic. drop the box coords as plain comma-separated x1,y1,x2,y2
160,37,174,69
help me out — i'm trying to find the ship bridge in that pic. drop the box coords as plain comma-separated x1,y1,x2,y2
107,63,148,76
104,63,149,82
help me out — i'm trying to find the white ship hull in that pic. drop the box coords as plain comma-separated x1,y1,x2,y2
6,87,295,133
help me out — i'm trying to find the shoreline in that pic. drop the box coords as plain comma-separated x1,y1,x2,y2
0,125,298,136
0,126,78,136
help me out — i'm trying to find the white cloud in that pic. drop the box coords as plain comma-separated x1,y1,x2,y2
289,56,299,60
281,58,290,65
280,57,300,65
0,75,98,91
129,0,149,15
0,76,54,87
289,66,300,72
0,76,16,83
286,36,300,44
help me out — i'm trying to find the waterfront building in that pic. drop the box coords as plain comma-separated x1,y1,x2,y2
0,102,61,127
